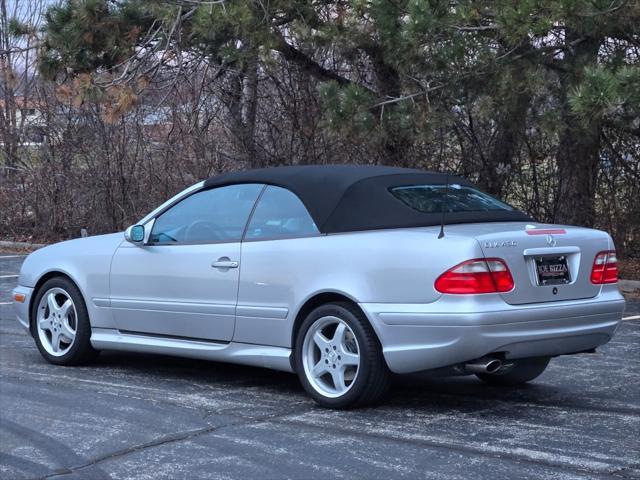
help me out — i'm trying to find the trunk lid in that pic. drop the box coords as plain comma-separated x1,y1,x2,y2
442,222,609,305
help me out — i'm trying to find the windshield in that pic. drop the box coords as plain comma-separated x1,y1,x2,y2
389,184,514,213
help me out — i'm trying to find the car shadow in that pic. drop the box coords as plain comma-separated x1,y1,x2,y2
91,350,302,390
83,350,567,415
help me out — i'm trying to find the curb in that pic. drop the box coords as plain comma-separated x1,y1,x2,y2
619,279,640,293
0,240,47,250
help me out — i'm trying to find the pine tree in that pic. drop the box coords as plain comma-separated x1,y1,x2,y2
36,0,640,227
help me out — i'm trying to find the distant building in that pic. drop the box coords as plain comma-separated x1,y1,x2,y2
0,96,47,146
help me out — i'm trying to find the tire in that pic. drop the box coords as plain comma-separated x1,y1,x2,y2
476,357,550,386
294,302,390,409
30,276,98,365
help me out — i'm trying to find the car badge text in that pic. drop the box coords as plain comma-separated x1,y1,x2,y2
483,240,517,248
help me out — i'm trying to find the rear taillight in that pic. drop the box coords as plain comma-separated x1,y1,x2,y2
590,250,618,284
435,258,514,294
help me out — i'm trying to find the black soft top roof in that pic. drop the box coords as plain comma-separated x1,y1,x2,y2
203,165,532,233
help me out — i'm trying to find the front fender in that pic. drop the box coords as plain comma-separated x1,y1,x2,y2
19,233,124,329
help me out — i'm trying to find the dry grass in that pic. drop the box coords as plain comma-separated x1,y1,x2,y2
619,257,640,281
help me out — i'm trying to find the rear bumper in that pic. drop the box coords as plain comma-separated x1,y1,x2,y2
12,285,33,333
360,287,625,374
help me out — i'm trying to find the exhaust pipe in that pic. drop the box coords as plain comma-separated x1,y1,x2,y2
465,356,502,374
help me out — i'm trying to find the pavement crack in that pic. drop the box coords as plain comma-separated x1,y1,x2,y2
274,417,638,479
608,462,640,478
35,406,315,480
387,390,640,417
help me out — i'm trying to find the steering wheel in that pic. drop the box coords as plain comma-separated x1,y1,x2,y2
184,220,224,242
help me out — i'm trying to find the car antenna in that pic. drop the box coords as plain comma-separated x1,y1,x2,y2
438,169,450,239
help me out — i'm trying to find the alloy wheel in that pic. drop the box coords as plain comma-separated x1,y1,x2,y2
36,287,77,356
302,316,360,398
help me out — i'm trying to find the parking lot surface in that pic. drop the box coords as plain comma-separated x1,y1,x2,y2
1,254,639,480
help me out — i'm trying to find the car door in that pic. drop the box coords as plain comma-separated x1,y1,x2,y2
235,186,321,346
109,183,264,342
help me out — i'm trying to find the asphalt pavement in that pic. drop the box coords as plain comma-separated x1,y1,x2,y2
1,254,639,480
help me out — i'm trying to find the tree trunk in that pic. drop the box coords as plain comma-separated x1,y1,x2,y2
226,50,259,168
367,45,411,167
0,0,18,179
554,33,602,227
555,120,600,226
477,44,532,197
241,53,259,166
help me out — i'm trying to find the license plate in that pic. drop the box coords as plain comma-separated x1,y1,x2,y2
535,256,570,286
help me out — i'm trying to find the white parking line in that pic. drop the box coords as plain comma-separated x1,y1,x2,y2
0,255,27,259
0,301,12,305
0,275,18,278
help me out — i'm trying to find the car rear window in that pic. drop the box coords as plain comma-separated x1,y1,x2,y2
389,184,514,213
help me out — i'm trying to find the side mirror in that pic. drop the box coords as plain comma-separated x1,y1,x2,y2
124,225,145,244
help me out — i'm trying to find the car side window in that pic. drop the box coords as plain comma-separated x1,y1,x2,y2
150,184,263,244
245,186,319,241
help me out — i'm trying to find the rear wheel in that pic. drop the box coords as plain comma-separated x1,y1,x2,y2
476,357,550,386
31,277,98,365
294,302,390,408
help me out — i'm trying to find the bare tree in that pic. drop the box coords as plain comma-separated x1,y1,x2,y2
0,0,44,179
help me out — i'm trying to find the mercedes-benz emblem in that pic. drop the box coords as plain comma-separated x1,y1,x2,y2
546,234,556,247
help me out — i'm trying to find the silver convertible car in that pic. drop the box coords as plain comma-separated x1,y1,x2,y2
13,166,625,408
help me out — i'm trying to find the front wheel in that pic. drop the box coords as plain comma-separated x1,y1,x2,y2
31,276,98,365
294,302,390,409
476,357,550,386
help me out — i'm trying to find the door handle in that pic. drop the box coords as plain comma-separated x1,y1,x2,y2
212,258,239,269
